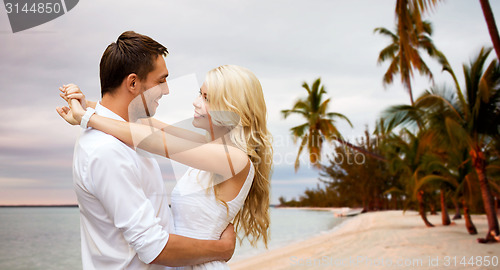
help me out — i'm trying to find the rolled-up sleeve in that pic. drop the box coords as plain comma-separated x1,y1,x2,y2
88,144,169,264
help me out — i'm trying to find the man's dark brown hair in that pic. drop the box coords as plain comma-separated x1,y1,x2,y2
99,31,168,96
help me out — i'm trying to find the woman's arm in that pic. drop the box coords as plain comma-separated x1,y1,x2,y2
64,98,247,178
88,113,247,178
139,118,206,143
86,100,97,109
61,84,201,141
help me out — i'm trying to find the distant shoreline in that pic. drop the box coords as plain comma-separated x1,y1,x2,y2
0,204,78,208
272,206,340,211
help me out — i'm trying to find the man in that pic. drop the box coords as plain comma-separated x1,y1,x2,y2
56,31,235,269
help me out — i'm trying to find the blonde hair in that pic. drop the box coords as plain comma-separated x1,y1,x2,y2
205,65,273,247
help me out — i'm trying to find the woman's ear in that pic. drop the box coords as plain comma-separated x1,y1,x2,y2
126,73,139,94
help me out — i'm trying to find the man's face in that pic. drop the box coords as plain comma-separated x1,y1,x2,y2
129,56,169,120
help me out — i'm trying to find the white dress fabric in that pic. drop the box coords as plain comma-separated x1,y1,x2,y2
171,162,255,270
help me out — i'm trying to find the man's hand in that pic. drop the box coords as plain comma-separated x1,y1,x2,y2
220,223,236,262
56,105,80,125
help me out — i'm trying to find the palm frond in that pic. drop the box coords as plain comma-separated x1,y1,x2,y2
444,117,472,150
281,108,308,119
382,104,422,131
415,175,458,194
329,113,353,129
294,136,309,172
290,122,310,141
374,27,398,42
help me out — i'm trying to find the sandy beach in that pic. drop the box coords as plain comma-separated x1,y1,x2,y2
229,210,499,270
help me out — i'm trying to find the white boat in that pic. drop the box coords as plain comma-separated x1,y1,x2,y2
334,208,363,217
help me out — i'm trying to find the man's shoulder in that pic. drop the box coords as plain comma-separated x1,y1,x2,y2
76,129,133,158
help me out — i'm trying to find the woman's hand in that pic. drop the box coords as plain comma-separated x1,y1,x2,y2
59,84,87,108
56,84,88,125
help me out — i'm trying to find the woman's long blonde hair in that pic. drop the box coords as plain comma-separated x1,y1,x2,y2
205,65,273,247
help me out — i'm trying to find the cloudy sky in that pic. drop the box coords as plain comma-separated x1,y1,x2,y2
0,0,498,205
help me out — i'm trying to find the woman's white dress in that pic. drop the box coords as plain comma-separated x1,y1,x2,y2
171,162,255,270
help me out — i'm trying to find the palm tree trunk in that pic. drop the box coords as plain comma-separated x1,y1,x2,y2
492,192,500,214
430,202,437,215
479,0,500,59
440,188,451,225
395,0,416,106
497,196,500,215
472,148,500,243
418,190,434,227
462,199,478,235
452,197,462,220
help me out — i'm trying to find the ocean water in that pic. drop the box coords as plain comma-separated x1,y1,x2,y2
0,207,344,269
0,207,80,270
233,208,345,262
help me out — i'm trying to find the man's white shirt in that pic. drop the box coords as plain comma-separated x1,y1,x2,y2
73,102,174,270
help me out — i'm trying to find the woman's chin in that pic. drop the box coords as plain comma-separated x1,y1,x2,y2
192,118,204,129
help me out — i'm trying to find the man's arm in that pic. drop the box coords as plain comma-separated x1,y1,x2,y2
89,143,235,267
151,224,236,267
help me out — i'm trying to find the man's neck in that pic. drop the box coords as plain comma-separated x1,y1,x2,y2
100,94,130,122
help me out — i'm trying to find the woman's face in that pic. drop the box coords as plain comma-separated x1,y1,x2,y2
192,82,210,129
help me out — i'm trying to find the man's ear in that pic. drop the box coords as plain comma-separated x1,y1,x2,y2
125,73,139,95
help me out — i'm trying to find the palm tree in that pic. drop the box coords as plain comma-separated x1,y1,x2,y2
382,95,481,232
479,0,500,59
379,119,436,227
377,0,443,105
281,78,352,171
397,0,500,60
418,47,500,242
381,85,471,228
320,127,391,211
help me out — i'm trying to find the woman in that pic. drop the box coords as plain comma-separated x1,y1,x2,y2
59,65,273,269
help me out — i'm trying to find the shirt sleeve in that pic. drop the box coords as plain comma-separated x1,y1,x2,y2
88,143,169,264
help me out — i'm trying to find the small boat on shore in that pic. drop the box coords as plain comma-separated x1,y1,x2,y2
334,207,363,217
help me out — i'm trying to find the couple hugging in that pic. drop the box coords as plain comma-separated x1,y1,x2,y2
56,31,273,270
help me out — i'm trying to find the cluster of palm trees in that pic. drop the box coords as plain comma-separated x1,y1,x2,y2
379,46,500,242
279,0,500,243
